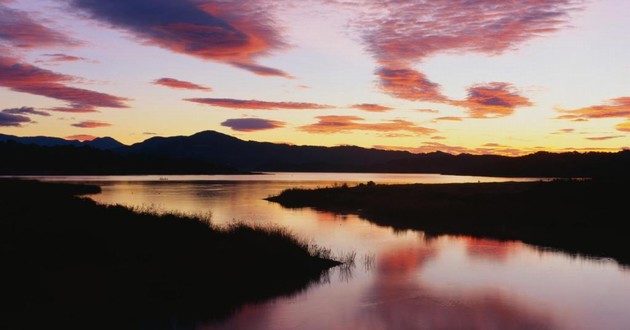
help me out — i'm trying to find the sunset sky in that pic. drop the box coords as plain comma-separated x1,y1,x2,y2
1,0,629,155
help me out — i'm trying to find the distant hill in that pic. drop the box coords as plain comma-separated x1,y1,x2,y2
0,141,242,175
126,130,630,178
0,133,125,150
2,130,629,177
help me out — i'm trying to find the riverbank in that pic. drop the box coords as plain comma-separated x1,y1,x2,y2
267,179,630,266
0,179,339,329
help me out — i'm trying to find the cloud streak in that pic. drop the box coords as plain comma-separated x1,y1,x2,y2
300,115,436,135
559,97,630,132
351,103,393,112
2,106,49,116
221,117,285,132
185,97,332,110
153,77,212,91
0,4,80,49
71,120,111,128
0,55,130,112
66,0,290,77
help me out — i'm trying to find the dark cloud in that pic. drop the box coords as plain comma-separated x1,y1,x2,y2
66,0,289,77
221,118,285,132
0,111,31,126
185,97,332,110
3,106,49,116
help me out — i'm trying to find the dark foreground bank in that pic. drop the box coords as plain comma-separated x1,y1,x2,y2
0,179,339,329
267,179,630,266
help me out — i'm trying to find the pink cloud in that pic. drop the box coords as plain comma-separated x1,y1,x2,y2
221,118,286,132
349,1,582,102
558,97,630,132
36,53,89,64
185,98,331,110
67,0,290,77
299,115,436,135
71,120,111,128
153,77,212,91
0,5,80,49
0,56,130,111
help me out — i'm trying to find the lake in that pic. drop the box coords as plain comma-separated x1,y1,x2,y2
38,173,630,329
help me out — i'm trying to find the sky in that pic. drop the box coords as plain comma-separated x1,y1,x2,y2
1,0,629,155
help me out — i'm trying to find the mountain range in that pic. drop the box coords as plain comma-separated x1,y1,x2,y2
1,130,629,177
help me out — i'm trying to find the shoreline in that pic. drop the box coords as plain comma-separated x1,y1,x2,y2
267,179,630,266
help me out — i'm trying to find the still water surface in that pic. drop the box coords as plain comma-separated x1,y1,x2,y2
40,173,630,329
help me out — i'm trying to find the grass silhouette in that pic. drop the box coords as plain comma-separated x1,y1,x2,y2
0,179,339,329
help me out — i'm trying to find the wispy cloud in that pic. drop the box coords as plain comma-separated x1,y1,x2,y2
153,77,212,91
300,115,436,135
2,106,49,116
351,103,393,112
0,55,130,112
433,116,462,122
185,97,332,110
347,0,582,102
374,142,525,156
0,111,30,127
585,135,624,141
66,134,96,141
66,0,290,77
0,4,80,49
221,117,285,132
558,96,630,132
452,83,533,118
36,53,89,64
71,120,111,128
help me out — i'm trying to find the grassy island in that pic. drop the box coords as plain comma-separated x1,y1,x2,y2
267,179,630,266
0,179,339,329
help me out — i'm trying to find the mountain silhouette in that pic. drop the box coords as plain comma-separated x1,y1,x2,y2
2,130,630,177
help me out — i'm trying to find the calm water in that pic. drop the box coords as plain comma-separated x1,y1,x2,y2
39,173,630,329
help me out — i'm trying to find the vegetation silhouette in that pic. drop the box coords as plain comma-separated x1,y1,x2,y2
1,179,339,329
267,179,630,266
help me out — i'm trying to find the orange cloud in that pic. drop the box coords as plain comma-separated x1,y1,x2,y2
452,83,532,118
616,121,630,132
559,97,630,119
66,134,96,141
434,116,463,122
300,115,436,135
376,66,446,102
0,5,80,49
0,56,130,111
558,97,630,132
185,98,332,110
221,118,285,132
67,0,290,77
153,77,212,91
351,103,393,112
71,120,111,128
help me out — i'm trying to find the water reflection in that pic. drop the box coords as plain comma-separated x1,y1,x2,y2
35,175,630,330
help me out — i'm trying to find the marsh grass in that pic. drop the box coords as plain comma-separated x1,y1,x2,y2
0,179,339,328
